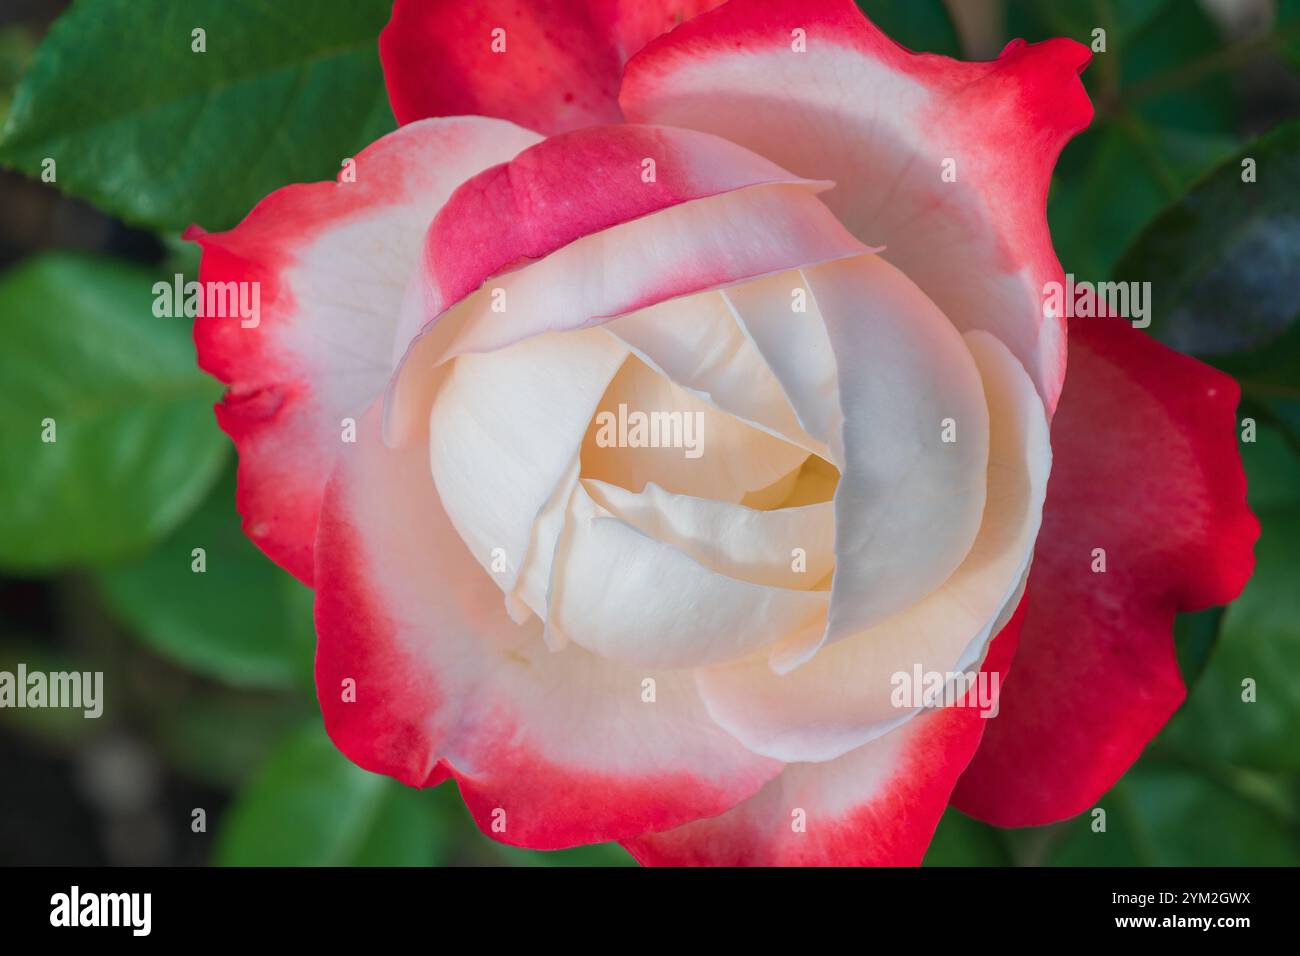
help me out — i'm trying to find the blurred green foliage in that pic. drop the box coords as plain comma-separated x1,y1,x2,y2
0,254,228,571
1,0,1298,866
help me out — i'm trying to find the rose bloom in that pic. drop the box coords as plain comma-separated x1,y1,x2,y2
188,0,1258,865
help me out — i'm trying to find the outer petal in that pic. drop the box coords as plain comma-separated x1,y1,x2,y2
621,0,1093,409
953,318,1258,826
625,603,1025,866
315,404,781,848
380,0,726,135
189,117,541,582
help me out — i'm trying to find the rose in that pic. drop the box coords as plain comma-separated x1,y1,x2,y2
189,0,1258,865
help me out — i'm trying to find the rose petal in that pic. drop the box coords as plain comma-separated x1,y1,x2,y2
584,477,835,588
189,116,541,582
722,269,844,460
579,354,809,501
428,328,629,610
624,604,1025,865
380,0,726,135
806,255,989,655
315,402,781,849
952,317,1258,826
621,0,1093,409
385,180,867,447
547,482,829,669
695,331,1050,762
400,123,833,337
603,288,831,460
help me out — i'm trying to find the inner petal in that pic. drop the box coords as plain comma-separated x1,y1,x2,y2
545,481,830,669
603,288,832,462
583,478,835,590
579,354,808,502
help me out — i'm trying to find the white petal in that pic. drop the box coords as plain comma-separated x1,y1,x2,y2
428,328,627,603
548,482,829,669
811,255,990,653
722,269,845,462
583,478,834,589
383,183,867,448
694,330,1050,762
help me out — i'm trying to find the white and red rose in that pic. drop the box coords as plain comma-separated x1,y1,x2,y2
188,0,1258,865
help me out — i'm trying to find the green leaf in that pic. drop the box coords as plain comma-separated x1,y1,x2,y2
1045,761,1300,865
857,1,961,57
1277,0,1300,69
1173,606,1225,690
1032,0,1243,280
149,688,314,789
96,467,316,689
215,725,446,866
1115,121,1300,356
1159,506,1300,773
0,0,395,232
0,24,36,127
0,254,227,572
1049,121,1238,279
923,807,1012,866
1116,0,1237,134
1006,0,1169,45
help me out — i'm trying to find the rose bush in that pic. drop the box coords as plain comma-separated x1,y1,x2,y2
188,0,1258,865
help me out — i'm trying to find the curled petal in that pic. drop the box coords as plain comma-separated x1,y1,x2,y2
579,354,808,502
584,478,835,588
604,289,831,460
428,328,628,611
548,482,829,669
808,255,989,655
